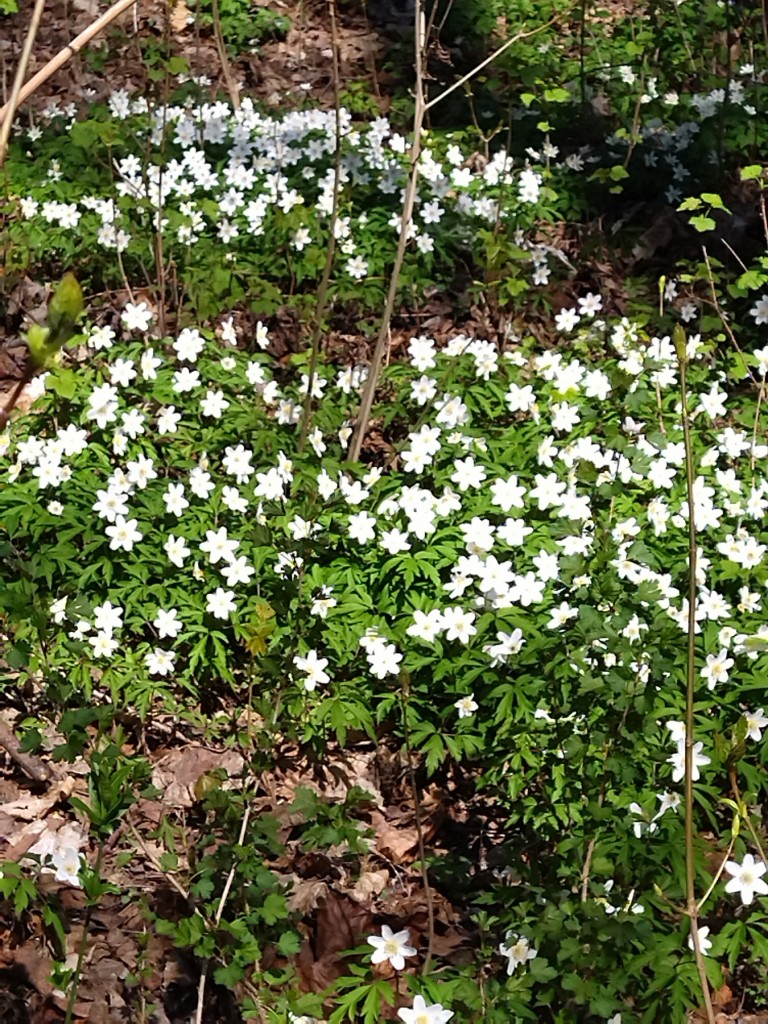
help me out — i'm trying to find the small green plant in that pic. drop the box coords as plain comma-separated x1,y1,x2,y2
193,0,290,54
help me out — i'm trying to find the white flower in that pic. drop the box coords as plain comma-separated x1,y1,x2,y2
93,600,123,635
310,589,337,619
200,527,239,565
750,294,768,325
110,358,136,387
93,488,129,523
367,925,417,971
145,648,176,676
173,368,201,393
189,467,215,500
407,609,444,642
345,256,368,280
490,475,526,511
220,556,255,587
206,587,237,620
441,607,477,644
348,511,377,544
724,853,768,905
200,389,230,419
687,925,712,955
126,454,157,489
163,483,189,517
294,650,330,691
254,321,270,350
105,515,142,551
367,641,402,679
165,534,191,567
153,608,182,639
87,324,115,351
454,694,478,718
578,292,603,316
51,847,83,887
157,406,182,435
498,932,538,975
745,708,768,742
700,649,733,689
255,467,285,501
221,486,248,513
173,327,206,362
87,383,119,428
88,631,119,658
381,528,411,554
450,457,486,491
397,995,453,1024
667,741,710,783
555,307,580,332
222,444,254,483
140,348,162,379
121,301,153,332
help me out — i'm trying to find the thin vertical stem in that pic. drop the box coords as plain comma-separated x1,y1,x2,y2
347,0,426,463
0,0,46,170
676,326,715,1024
298,0,343,451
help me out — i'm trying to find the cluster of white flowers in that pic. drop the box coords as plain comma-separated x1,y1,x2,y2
17,93,572,289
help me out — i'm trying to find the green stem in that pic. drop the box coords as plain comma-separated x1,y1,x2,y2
64,842,105,1024
677,330,715,1024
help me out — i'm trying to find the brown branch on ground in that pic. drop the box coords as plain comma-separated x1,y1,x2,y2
0,717,60,783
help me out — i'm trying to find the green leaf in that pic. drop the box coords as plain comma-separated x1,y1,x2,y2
46,368,77,400
690,214,716,232
277,931,301,956
700,192,728,211
740,165,764,181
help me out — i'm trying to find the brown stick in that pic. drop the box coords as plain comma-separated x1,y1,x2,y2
0,718,57,783
0,0,139,130
0,370,34,431
0,0,46,169
347,0,427,463
210,0,240,109
297,0,343,452
676,330,716,1024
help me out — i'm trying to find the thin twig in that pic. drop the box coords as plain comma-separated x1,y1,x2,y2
0,371,35,431
676,326,716,1024
195,802,253,1024
0,0,139,130
210,0,240,109
0,0,46,170
697,832,736,914
730,771,768,869
423,18,557,113
399,674,435,973
347,0,427,463
0,717,58,781
701,246,755,384
65,844,105,1024
298,0,343,451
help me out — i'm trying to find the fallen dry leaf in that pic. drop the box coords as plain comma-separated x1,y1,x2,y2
0,777,76,822
349,868,389,903
170,0,190,33
151,745,244,808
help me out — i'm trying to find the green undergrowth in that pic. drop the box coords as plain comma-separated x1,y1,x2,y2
2,0,768,1019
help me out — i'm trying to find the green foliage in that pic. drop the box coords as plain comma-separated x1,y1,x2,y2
2,0,768,1018
193,0,290,54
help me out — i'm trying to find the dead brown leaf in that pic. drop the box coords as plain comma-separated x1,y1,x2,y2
0,778,76,822
151,745,244,808
349,868,389,904
369,810,420,863
169,0,190,33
